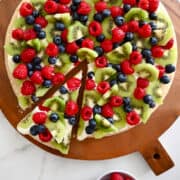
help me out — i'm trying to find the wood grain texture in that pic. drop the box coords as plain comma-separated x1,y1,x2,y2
0,0,180,175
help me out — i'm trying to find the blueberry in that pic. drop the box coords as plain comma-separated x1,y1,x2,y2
117,73,127,83
96,34,105,42
102,9,111,18
32,10,39,18
53,35,61,45
150,37,158,45
94,13,104,22
30,125,39,136
123,4,131,12
12,55,20,63
113,43,120,49
160,75,170,84
38,125,46,133
165,64,175,74
93,105,102,114
34,64,42,70
146,57,155,65
31,95,39,102
87,71,95,79
79,15,88,23
132,43,137,51
142,49,152,59
123,97,131,105
43,80,52,88
70,4,77,11
38,31,46,39
113,64,121,72
26,15,35,25
72,12,80,21
59,86,68,94
50,113,59,122
48,57,57,64
110,79,117,87
108,63,113,68
89,119,97,128
85,126,95,134
107,117,114,124
94,46,104,56
55,22,65,31
149,100,156,108
124,105,132,113
143,95,153,104
73,0,81,5
27,63,34,70
149,13,157,20
33,57,41,65
70,55,78,63
68,116,76,125
125,32,134,41
76,38,84,46
114,16,124,26
34,24,41,32
149,22,157,30
28,71,34,77
139,20,146,27
58,45,66,53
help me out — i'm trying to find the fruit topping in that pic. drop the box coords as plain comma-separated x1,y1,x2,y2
81,106,93,121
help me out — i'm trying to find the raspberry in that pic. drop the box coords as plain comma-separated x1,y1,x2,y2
120,23,129,33
163,38,174,50
30,71,44,84
112,27,125,43
65,101,79,116
41,65,55,80
45,43,59,56
39,104,50,112
110,6,124,18
12,29,24,41
138,24,152,38
121,60,134,75
19,2,33,17
110,96,123,107
129,51,142,65
39,129,52,142
95,1,107,12
102,104,114,118
111,173,124,180
128,20,139,33
137,77,149,88
81,106,93,121
32,112,47,124
21,80,35,95
148,0,159,12
156,65,165,79
66,42,79,54
20,48,36,63
77,1,91,15
52,73,65,85
138,0,149,10
82,38,94,49
89,21,102,37
44,0,58,14
13,64,28,80
134,87,146,99
60,0,71,4
95,56,108,68
23,29,37,40
123,0,136,6
35,16,48,28
126,111,140,125
97,81,110,94
151,46,164,58
58,5,70,13
101,40,113,52
85,79,96,90
61,29,68,42
67,77,81,91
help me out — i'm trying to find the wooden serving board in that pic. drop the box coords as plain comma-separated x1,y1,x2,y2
0,0,180,176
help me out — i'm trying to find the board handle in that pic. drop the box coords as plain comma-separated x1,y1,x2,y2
139,139,174,175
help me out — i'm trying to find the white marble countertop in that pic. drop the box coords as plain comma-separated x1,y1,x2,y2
0,111,179,180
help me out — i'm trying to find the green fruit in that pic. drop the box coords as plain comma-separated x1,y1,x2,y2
135,64,159,81
50,141,69,154
35,87,49,97
70,90,78,101
13,17,26,28
27,39,42,52
77,118,85,138
107,0,122,6
102,17,115,39
113,107,126,129
77,48,98,62
83,90,101,105
45,23,54,42
125,8,149,22
31,0,46,5
106,42,132,64
4,42,24,56
67,22,88,42
18,96,30,110
17,114,33,130
54,13,72,26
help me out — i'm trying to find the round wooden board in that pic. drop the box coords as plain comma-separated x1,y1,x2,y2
0,0,180,175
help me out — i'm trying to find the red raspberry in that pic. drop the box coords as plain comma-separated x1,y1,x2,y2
123,0,136,6
66,42,79,54
58,5,70,13
77,1,91,15
35,16,48,28
85,79,96,90
163,38,174,50
60,0,71,4
110,6,124,18
128,20,139,33
13,64,28,80
129,51,142,65
32,112,47,124
112,27,125,43
81,106,93,121
138,24,152,38
45,43,59,57
82,38,94,49
111,173,124,180
12,29,24,41
156,65,165,79
126,111,140,125
39,129,52,142
39,104,50,112
134,87,146,99
23,29,37,41
67,77,81,91
21,48,36,63
137,77,149,88
110,96,123,107
41,65,54,80
95,56,108,68
151,46,164,58
21,80,35,95
89,21,102,37
120,23,129,33
97,81,110,94
102,104,114,118
148,0,159,12
101,40,113,52
52,73,65,85
61,29,68,42
121,60,134,75
65,101,79,116
44,0,58,14
19,2,33,17
30,71,44,84
95,1,107,12
138,0,149,10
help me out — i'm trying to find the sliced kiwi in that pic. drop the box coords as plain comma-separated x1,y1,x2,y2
17,114,33,130
113,107,126,129
50,141,69,154
54,13,72,26
135,63,159,81
35,87,49,97
83,90,101,105
4,42,24,56
27,39,42,52
31,0,46,5
77,48,98,62
97,91,111,106
102,17,115,39
106,0,122,6
13,17,26,28
106,42,132,64
45,23,54,43
124,8,149,22
77,118,85,138
70,90,78,101
18,96,30,110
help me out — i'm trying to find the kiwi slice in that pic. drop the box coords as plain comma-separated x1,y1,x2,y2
135,63,159,81
45,23,54,42
113,107,126,129
35,87,49,97
106,42,132,64
77,118,85,138
124,8,149,22
4,42,24,56
106,0,122,6
83,90,101,105
31,0,46,5
27,39,42,52
18,96,30,110
17,114,33,131
77,48,98,62
70,90,78,101
50,141,69,154
13,17,26,28
102,17,115,39
54,13,72,26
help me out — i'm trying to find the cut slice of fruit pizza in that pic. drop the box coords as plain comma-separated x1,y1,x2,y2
4,0,177,154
